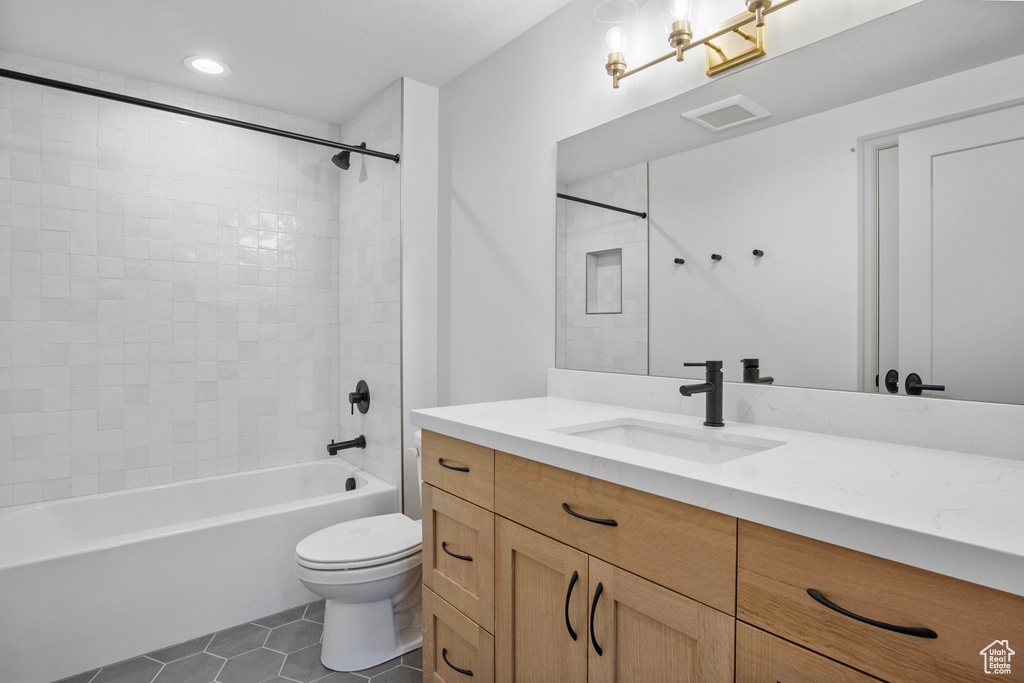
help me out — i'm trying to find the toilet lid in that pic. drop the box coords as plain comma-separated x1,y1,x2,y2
295,513,422,570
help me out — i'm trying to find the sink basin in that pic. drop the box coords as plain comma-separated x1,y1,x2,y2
552,418,784,464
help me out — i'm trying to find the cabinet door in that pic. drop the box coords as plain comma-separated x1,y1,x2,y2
736,622,881,683
495,518,588,683
588,557,734,683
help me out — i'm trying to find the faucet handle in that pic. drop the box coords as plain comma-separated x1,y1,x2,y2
685,360,723,371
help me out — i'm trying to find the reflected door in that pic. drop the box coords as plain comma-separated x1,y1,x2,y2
895,105,1024,403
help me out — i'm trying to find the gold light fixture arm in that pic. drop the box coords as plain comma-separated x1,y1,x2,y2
614,0,799,83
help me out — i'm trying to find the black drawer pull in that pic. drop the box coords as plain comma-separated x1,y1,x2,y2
806,589,938,639
438,458,470,473
562,503,618,527
590,581,604,656
442,648,474,677
564,570,579,641
441,541,473,562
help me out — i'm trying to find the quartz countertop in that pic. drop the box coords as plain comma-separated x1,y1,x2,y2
412,396,1024,597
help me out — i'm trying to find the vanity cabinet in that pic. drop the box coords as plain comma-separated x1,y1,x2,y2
420,429,1024,683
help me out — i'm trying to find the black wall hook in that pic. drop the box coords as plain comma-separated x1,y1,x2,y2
711,254,723,261
674,257,686,265
752,249,764,257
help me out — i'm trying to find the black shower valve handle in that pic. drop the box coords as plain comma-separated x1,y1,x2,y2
348,380,370,415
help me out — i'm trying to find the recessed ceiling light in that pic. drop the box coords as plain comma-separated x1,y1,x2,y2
184,56,231,77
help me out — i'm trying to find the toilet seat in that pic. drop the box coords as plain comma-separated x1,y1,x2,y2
295,513,422,571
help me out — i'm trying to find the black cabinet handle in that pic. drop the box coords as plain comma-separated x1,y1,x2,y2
438,458,470,473
561,503,618,527
564,570,579,641
441,541,473,562
806,589,937,639
590,581,604,656
441,648,474,677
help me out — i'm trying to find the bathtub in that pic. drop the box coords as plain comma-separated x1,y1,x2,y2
0,460,397,683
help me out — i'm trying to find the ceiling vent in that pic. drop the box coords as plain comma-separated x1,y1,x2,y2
681,95,771,132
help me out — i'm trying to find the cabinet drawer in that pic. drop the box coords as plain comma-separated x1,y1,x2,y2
422,430,495,510
494,451,737,614
736,622,880,683
738,521,1024,682
424,587,495,683
423,484,495,632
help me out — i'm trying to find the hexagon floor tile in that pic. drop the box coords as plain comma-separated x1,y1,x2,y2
56,600,423,683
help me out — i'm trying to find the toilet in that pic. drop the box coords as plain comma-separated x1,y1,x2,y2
294,434,424,672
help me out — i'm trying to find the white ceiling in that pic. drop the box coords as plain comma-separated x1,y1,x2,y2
558,0,1024,183
0,0,574,123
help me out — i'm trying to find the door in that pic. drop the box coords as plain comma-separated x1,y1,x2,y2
587,557,734,683
896,104,1024,403
494,517,588,683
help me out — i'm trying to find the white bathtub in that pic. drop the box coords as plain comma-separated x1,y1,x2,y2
0,460,397,683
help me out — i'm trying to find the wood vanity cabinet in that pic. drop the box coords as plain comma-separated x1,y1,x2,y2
420,429,1024,683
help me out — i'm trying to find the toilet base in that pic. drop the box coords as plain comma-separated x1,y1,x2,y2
320,597,422,672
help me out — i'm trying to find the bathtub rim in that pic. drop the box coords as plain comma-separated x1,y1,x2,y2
0,459,397,571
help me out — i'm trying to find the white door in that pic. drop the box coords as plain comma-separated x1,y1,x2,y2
897,104,1024,403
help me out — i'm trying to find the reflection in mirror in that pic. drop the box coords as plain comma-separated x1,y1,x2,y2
556,165,649,374
555,0,1024,404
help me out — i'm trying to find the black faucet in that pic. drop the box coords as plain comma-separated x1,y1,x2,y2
680,361,724,427
327,436,366,455
741,358,774,385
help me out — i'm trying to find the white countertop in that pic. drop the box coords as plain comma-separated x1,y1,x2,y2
412,396,1024,597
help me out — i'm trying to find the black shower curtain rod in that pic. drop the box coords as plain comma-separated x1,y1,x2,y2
0,67,400,164
557,193,647,219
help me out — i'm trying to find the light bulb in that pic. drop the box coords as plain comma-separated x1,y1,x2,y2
605,26,627,54
183,56,232,77
666,0,692,22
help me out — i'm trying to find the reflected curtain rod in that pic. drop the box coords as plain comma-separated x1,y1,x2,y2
557,193,647,219
0,67,400,164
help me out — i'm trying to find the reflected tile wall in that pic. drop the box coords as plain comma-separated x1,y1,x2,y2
556,163,648,375
0,51,342,507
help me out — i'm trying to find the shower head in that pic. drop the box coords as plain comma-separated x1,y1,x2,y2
332,142,366,171
331,151,351,170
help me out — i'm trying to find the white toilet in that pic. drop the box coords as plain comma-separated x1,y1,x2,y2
294,436,424,672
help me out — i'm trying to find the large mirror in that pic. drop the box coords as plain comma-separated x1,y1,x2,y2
556,0,1024,404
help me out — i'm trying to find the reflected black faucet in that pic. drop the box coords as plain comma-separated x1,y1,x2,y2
742,358,774,385
680,361,724,427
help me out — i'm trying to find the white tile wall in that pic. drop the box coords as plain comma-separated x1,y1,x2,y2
0,51,344,507
334,82,404,490
556,163,648,375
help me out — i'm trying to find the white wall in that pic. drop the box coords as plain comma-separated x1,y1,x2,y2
437,0,921,406
335,81,404,493
400,78,439,519
648,53,1024,390
0,51,343,508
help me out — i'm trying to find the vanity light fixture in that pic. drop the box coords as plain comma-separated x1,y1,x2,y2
184,55,232,77
600,0,799,88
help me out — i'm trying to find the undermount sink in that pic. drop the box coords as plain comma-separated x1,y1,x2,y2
552,418,784,464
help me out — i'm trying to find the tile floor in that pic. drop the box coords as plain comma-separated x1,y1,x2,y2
57,601,422,683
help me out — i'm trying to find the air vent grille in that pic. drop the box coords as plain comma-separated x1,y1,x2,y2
682,95,771,132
